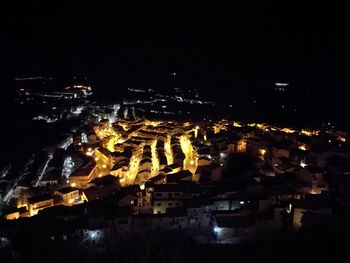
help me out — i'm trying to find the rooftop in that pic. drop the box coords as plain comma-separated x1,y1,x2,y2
28,193,53,204
55,186,79,194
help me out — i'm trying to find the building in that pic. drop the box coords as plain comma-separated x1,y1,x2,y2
292,194,333,230
27,193,54,216
54,187,80,205
167,170,193,183
296,166,327,194
68,159,97,188
150,184,184,214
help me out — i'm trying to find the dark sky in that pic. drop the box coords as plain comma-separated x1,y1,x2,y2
0,1,349,94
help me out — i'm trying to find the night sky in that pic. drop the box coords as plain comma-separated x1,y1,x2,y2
0,1,349,100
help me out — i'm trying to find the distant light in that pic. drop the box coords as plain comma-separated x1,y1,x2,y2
259,149,266,157
240,201,245,205
299,145,306,151
171,72,177,76
300,160,307,168
275,82,289,86
337,136,346,143
88,230,98,239
214,227,220,233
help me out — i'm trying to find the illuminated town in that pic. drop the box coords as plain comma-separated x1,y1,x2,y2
2,106,348,226
1,79,349,262
1,2,350,262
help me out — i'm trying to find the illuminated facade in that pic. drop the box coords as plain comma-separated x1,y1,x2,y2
237,139,247,152
27,194,54,216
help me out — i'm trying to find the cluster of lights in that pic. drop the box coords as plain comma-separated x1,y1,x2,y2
300,160,307,168
259,148,266,159
180,135,197,174
151,140,160,177
15,76,55,81
164,135,174,165
237,139,247,152
85,147,94,156
299,145,307,151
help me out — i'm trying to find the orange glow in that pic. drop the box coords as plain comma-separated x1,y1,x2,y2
301,129,320,136
259,148,266,159
281,128,296,134
237,139,246,152
151,139,160,176
337,136,346,143
8,119,329,219
299,145,306,151
164,135,173,165
233,121,242,127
